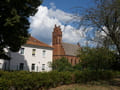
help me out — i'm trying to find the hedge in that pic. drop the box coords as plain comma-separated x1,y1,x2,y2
0,70,118,90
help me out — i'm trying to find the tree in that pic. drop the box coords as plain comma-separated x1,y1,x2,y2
0,0,42,59
51,57,73,72
74,0,120,56
77,47,116,71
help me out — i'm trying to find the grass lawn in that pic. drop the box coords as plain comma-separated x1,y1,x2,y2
50,78,120,90
50,84,120,90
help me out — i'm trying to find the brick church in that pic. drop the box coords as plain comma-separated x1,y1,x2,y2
52,25,80,65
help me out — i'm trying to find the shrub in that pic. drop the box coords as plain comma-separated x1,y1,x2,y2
77,47,116,70
74,70,115,83
51,57,73,72
0,70,117,89
59,71,72,84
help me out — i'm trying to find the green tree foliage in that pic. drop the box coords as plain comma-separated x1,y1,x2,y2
73,63,83,71
77,47,116,71
0,0,42,59
51,57,73,72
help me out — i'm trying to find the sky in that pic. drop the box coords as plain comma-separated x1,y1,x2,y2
29,0,95,46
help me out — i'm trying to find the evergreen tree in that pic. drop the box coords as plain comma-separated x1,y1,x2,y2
0,0,42,59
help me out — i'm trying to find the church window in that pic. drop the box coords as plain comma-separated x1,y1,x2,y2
71,59,73,64
75,59,77,64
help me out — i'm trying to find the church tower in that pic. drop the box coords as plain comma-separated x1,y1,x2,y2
52,25,65,57
52,24,80,65
52,24,62,45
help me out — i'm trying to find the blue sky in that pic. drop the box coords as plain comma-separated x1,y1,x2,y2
42,0,95,13
29,0,96,46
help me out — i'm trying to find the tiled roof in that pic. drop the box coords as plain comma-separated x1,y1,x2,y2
62,42,80,56
26,36,53,48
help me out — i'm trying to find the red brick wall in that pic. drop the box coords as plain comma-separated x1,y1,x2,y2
53,55,79,66
52,25,79,65
52,25,65,56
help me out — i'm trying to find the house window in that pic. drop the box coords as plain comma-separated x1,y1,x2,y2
19,63,24,70
20,48,24,54
0,63,2,69
4,62,7,70
43,50,46,57
42,64,45,70
31,64,35,71
32,49,36,56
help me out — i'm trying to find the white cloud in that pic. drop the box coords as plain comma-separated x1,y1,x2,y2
48,9,73,23
50,2,56,10
29,4,90,46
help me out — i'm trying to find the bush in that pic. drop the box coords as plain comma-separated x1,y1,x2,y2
51,57,73,72
0,70,117,89
74,70,115,83
77,47,116,70
59,71,73,84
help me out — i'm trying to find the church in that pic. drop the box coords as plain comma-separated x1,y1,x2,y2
52,25,80,65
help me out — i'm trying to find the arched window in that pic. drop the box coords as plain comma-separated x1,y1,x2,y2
57,37,59,44
71,59,73,64
75,59,76,64
56,39,57,44
59,38,61,44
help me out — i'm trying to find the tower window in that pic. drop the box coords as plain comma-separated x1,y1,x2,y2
56,39,57,44
59,38,61,44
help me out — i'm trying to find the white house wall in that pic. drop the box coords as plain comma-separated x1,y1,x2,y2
0,59,8,70
0,48,10,70
10,45,53,72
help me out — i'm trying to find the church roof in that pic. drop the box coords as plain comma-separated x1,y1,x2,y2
25,36,53,48
62,42,80,56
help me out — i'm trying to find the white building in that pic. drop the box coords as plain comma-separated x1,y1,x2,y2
0,36,53,72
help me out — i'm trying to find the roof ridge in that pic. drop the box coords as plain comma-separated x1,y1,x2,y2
31,36,50,45
26,36,53,48
62,42,78,46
